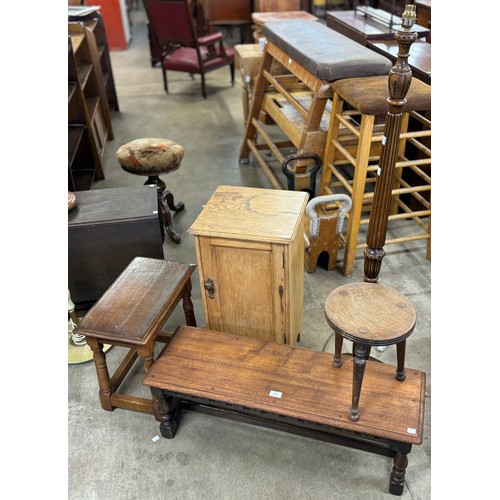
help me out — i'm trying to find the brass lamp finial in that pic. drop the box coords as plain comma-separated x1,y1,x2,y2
401,4,417,31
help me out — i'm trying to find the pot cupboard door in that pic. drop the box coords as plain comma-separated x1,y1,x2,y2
196,236,285,343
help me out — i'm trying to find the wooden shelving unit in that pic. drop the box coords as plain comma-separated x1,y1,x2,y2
68,8,119,189
68,38,96,191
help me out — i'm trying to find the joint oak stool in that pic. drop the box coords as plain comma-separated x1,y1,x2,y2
74,256,197,417
116,138,185,244
324,282,416,422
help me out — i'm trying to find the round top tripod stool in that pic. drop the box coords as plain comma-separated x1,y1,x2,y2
324,282,416,422
116,138,185,243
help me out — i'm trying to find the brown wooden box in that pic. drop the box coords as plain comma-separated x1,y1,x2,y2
68,186,164,310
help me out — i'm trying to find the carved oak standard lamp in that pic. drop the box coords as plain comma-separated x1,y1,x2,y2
364,3,418,283
324,5,420,431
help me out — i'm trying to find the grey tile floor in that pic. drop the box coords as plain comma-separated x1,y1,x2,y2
67,5,432,499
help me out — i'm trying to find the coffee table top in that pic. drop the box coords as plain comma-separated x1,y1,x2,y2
144,325,426,444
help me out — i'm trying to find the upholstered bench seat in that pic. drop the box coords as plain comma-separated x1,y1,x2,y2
262,20,392,82
240,19,393,192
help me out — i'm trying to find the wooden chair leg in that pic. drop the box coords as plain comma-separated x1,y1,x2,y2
162,68,168,93
201,73,207,99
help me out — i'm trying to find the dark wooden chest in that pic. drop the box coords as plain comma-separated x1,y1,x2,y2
68,186,164,310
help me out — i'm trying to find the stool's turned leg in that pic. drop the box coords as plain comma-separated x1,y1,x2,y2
151,387,180,438
181,280,197,327
350,342,369,422
87,338,114,411
395,340,407,381
333,332,343,368
389,443,412,495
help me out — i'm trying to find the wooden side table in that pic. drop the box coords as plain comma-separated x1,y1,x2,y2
74,257,197,416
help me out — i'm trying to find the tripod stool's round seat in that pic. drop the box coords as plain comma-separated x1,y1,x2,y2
324,282,416,347
116,138,184,177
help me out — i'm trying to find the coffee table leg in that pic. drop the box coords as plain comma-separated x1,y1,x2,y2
151,387,180,438
389,442,412,495
182,280,197,327
87,338,113,411
350,342,368,421
396,340,406,381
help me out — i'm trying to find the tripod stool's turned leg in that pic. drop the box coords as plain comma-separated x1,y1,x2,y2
350,342,369,422
396,340,407,381
333,333,343,368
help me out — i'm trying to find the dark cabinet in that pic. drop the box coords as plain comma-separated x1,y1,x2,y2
68,186,165,310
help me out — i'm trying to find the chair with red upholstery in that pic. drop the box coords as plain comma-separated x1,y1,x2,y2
143,0,235,99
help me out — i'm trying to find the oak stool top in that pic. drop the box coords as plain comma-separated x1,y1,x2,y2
324,282,416,347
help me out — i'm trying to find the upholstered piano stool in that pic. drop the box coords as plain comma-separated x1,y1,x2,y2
116,138,185,244
320,76,432,276
74,256,197,417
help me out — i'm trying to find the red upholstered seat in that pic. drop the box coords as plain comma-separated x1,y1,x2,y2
144,0,235,99
162,44,235,75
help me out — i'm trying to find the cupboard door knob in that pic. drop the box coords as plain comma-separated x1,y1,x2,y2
204,278,215,299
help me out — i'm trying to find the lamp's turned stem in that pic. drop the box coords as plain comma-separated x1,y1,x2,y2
363,4,418,283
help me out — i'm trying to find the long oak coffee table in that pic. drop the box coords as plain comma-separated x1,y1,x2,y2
143,325,426,495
